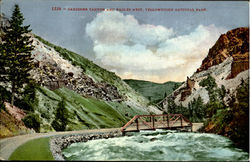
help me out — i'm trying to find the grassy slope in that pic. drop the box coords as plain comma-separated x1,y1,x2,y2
9,137,53,160
124,79,183,103
33,86,148,132
34,35,150,107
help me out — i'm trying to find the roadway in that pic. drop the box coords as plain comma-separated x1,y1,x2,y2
0,128,120,160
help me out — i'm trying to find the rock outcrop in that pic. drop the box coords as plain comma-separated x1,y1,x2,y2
197,27,249,79
161,27,249,109
4,102,26,121
28,35,161,115
30,37,123,102
179,77,195,101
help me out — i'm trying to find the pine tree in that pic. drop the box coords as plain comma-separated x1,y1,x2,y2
167,98,176,114
0,4,34,105
52,98,69,131
195,96,205,119
187,102,193,118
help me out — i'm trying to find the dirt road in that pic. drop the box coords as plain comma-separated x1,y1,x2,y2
0,128,120,160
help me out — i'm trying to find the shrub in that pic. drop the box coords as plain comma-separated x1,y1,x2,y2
199,74,217,90
51,120,64,131
22,113,41,132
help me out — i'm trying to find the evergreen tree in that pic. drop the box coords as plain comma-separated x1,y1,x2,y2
0,4,34,105
187,102,192,117
194,96,205,119
230,79,249,151
167,98,176,114
199,74,218,102
218,85,226,100
52,98,69,131
164,92,167,98
187,96,205,122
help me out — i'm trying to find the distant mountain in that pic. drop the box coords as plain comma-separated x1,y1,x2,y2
124,79,182,104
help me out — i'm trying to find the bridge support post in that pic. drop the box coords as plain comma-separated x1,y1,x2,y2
136,118,139,131
152,116,155,129
181,117,183,127
167,114,170,128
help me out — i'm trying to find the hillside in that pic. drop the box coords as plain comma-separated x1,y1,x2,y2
161,27,249,109
0,32,160,133
0,103,34,138
27,87,148,132
20,34,161,132
0,14,161,134
32,35,160,114
160,27,249,152
124,79,182,104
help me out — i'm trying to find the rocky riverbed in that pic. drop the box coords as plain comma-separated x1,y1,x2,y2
49,130,122,160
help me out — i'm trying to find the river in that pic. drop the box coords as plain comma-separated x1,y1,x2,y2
62,130,249,161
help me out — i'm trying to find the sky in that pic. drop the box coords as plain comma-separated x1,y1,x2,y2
1,0,249,83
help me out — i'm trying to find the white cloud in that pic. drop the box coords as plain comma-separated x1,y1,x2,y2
86,11,174,46
86,11,227,83
93,44,167,71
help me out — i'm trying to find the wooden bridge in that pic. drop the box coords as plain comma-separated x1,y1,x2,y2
121,114,192,135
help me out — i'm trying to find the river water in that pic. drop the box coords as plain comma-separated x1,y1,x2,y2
62,130,249,161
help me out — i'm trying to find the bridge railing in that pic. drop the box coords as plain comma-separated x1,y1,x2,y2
121,114,192,133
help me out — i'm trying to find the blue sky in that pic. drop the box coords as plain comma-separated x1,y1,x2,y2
1,0,249,82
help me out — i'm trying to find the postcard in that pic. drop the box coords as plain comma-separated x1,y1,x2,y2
0,0,249,161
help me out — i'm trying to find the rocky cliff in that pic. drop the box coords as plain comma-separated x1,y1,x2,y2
159,28,249,152
30,37,122,102
29,35,161,114
161,27,249,109
197,27,249,79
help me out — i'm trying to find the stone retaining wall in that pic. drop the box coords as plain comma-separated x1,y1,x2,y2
49,130,122,160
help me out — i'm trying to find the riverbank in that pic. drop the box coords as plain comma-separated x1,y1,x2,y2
0,123,204,160
50,130,122,160
50,123,203,160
